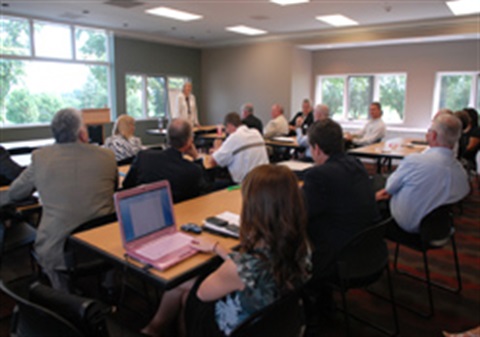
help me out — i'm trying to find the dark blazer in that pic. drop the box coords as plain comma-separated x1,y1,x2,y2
123,148,208,203
0,146,23,186
289,111,314,135
302,153,380,278
242,114,263,135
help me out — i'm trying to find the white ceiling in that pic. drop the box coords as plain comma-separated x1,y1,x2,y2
1,0,479,48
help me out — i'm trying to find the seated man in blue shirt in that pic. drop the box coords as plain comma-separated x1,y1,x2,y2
376,114,470,237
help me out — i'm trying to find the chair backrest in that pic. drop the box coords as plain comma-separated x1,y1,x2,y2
29,281,110,337
420,204,454,247
335,218,390,286
0,280,84,337
229,291,305,337
71,212,118,235
64,212,118,269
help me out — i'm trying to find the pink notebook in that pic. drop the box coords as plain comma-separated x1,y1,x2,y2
114,180,198,271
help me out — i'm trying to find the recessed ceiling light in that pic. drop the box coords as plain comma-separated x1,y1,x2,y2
146,7,202,22
315,14,359,27
446,0,480,15
270,0,309,5
226,25,267,36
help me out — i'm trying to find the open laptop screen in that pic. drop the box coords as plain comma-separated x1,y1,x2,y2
119,186,174,243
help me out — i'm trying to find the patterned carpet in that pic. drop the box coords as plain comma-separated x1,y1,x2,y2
313,170,480,337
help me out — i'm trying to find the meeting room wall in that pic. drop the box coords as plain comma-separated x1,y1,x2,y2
201,40,304,125
114,36,202,144
312,39,479,131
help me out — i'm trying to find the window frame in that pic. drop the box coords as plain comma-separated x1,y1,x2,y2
0,14,112,128
125,73,191,121
316,72,407,125
433,71,480,116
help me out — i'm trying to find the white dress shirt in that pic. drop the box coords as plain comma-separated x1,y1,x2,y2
353,118,386,146
212,125,269,183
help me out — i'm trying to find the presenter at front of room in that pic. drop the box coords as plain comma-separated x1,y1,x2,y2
175,82,200,126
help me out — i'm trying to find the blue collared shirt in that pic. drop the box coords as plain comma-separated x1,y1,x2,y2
386,147,470,233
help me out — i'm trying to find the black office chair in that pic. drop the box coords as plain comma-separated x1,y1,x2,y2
388,204,461,318
229,291,305,337
64,213,118,293
0,206,37,274
0,278,111,337
327,218,399,336
30,213,118,294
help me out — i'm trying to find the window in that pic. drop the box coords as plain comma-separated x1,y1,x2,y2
0,16,30,56
434,72,479,114
125,75,189,120
0,15,111,127
34,21,72,59
317,73,407,123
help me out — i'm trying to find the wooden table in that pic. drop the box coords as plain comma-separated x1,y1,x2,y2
146,125,218,136
199,133,300,148
265,136,299,149
348,137,428,173
71,188,241,289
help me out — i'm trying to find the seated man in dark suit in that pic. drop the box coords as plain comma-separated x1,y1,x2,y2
0,145,23,186
302,119,380,282
123,118,209,203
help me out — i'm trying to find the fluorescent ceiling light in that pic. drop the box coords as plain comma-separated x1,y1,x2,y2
270,0,309,5
446,0,480,15
315,14,359,27
146,7,202,21
226,25,267,36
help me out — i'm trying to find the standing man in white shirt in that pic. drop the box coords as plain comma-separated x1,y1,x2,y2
175,82,199,126
263,104,289,139
210,112,269,185
345,102,386,147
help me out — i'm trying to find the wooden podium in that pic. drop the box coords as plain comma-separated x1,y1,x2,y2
81,108,111,145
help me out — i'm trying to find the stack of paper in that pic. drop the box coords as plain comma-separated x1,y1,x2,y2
203,211,240,238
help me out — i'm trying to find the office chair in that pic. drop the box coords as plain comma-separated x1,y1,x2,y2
64,213,118,294
388,204,461,318
326,218,399,336
0,278,110,337
0,206,36,274
229,291,305,337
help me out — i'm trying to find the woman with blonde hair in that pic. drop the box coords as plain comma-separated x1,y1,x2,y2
142,164,311,337
104,114,143,162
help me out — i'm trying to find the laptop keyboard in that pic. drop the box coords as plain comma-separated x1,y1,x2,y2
136,233,193,260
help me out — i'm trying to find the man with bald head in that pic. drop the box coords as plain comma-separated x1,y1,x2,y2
264,104,289,139
124,118,208,203
376,114,469,235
